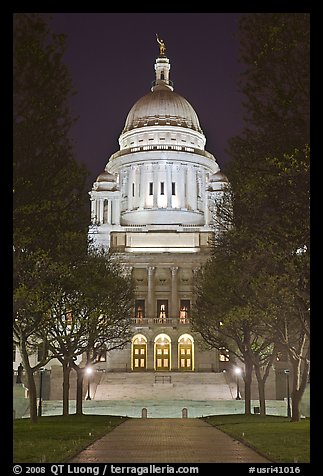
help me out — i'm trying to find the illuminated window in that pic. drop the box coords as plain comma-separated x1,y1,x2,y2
219,348,230,362
149,182,153,195
179,300,190,323
172,182,176,195
97,349,106,362
160,182,165,195
157,300,168,321
66,310,73,325
135,300,145,320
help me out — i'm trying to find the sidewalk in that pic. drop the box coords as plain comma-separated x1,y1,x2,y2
69,418,270,463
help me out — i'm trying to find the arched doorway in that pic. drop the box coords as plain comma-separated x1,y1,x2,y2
132,334,147,371
178,334,194,371
154,333,171,371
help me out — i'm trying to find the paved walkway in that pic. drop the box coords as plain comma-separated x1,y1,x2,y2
69,418,270,463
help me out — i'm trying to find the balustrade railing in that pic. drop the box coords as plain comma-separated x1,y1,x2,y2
132,317,189,326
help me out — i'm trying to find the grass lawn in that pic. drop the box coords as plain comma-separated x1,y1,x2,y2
203,414,310,463
13,414,126,463
14,413,310,464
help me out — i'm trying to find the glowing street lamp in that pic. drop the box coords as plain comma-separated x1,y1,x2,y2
85,366,93,400
234,366,242,400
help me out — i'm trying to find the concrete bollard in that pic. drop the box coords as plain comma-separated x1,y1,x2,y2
141,407,147,418
182,407,188,418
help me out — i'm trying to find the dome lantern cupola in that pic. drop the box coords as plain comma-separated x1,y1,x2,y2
152,35,173,91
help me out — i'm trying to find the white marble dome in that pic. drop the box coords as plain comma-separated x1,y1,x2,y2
89,48,227,234
96,171,116,182
123,83,203,134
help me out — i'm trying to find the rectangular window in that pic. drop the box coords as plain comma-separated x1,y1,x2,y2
66,310,73,326
13,344,16,362
157,300,168,321
179,300,190,323
160,182,165,195
132,183,135,197
149,182,153,195
219,347,230,362
97,350,107,362
135,300,145,320
172,182,176,195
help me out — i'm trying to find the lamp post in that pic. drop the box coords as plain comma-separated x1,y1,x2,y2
234,366,242,400
38,368,45,417
284,369,291,418
85,366,92,400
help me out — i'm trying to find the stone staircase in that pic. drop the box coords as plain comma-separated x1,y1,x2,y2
93,371,234,400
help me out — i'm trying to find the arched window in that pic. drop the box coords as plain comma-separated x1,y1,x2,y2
160,70,165,80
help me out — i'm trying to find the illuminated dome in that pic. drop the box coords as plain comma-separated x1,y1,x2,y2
96,171,116,182
122,83,203,134
209,172,228,183
93,170,117,192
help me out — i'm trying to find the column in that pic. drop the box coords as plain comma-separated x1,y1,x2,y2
113,199,120,225
177,166,185,208
187,167,197,211
204,197,209,226
170,266,179,321
108,200,112,224
128,167,134,210
147,266,156,320
98,199,104,224
90,199,96,223
139,166,145,209
153,165,158,208
166,164,172,208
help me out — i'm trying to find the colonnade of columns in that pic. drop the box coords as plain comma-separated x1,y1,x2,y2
122,164,206,212
91,198,120,225
146,265,182,320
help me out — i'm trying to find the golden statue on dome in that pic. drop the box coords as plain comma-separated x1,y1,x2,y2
156,34,166,56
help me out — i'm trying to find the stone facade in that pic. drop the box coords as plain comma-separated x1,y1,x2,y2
88,49,228,373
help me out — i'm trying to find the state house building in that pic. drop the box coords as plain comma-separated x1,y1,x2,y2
88,40,228,373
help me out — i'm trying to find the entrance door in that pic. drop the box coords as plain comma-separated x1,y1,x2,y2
178,335,194,371
155,343,170,370
154,334,171,371
132,335,147,371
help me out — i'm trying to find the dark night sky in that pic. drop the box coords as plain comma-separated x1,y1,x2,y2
48,13,245,184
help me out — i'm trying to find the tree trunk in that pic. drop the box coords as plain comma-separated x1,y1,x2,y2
70,361,85,415
254,364,266,416
290,350,310,422
62,361,71,416
20,344,38,423
75,368,85,415
244,358,253,415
